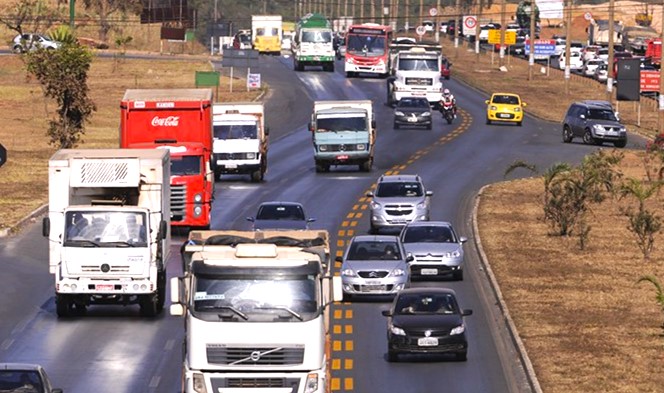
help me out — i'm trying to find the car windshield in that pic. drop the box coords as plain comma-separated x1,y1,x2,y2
0,370,43,393
193,275,319,321
492,95,520,105
395,293,459,315
375,181,423,197
239,35,251,43
64,210,148,246
302,31,332,43
214,122,258,140
587,108,618,121
397,99,429,109
316,114,367,132
346,34,386,56
171,155,201,176
347,240,402,260
256,204,305,221
402,226,455,243
398,58,438,71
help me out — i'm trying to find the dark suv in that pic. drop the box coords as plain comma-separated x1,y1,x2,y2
562,100,627,148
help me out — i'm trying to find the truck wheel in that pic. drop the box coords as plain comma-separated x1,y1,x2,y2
156,270,166,313
56,294,71,318
251,169,262,182
327,63,335,72
293,60,299,71
139,295,159,317
360,159,372,172
214,169,222,181
315,163,329,173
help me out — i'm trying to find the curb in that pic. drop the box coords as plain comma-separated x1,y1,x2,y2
0,204,48,238
472,185,543,393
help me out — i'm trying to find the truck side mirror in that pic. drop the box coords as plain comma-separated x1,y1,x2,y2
371,120,376,129
42,217,50,237
158,220,168,240
265,127,270,136
332,276,343,302
308,122,315,132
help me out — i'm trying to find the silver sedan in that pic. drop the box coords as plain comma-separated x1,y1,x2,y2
400,221,467,280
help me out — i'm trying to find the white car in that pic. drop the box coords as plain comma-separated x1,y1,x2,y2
583,58,605,77
556,51,583,71
594,62,609,82
12,33,60,53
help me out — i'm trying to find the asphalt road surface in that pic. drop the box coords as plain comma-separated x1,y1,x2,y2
0,53,644,393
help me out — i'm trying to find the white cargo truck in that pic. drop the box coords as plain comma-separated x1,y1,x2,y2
171,230,342,393
212,102,268,182
42,149,171,318
252,15,283,55
387,42,444,106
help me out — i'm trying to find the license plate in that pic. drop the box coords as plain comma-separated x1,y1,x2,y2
363,284,386,292
96,284,114,291
225,163,237,169
364,279,382,285
421,268,438,275
336,155,349,160
418,337,439,346
413,92,426,96
499,113,511,118
408,117,418,122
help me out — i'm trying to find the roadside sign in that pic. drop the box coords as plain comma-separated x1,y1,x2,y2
0,143,6,168
247,73,261,89
415,25,427,37
463,15,477,36
641,70,660,92
584,12,593,21
429,7,438,17
504,31,516,45
221,48,260,68
524,39,556,56
487,29,501,44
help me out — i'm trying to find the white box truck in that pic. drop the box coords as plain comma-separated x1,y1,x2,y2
387,42,445,106
212,102,268,182
171,230,342,393
42,149,171,317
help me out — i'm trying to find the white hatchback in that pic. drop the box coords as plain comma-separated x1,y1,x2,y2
12,33,60,53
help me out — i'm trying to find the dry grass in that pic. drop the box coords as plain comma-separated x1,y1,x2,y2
0,54,261,230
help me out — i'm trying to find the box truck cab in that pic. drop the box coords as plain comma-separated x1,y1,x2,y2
120,89,214,229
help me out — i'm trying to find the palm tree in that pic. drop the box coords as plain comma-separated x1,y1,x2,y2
637,275,664,329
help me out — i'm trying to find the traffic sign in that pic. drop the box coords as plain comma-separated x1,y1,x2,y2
641,70,660,92
0,143,6,168
415,25,427,37
504,31,516,45
487,29,501,44
584,12,593,21
524,39,556,56
463,15,477,36
247,73,261,89
429,7,438,17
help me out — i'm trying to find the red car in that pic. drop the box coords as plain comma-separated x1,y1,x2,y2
441,56,452,80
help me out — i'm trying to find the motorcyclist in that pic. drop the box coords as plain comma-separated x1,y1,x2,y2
440,88,457,118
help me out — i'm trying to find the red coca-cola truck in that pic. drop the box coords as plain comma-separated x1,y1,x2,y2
120,89,214,229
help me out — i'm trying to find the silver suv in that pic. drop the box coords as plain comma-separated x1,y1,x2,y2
366,174,432,233
562,100,627,148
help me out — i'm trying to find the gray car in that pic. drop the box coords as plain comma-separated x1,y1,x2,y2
399,221,467,280
367,174,432,234
562,100,627,148
0,363,63,392
337,235,412,300
246,201,316,230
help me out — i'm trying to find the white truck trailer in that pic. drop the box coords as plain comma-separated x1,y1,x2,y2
171,230,342,393
42,149,171,317
212,102,268,182
387,42,444,106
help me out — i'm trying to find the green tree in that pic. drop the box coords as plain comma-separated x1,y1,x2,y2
637,275,664,329
82,0,142,43
24,39,96,149
0,0,60,36
619,178,663,259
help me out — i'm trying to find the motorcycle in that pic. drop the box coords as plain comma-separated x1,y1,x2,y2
440,100,455,124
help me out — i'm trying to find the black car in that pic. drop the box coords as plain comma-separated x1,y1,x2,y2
393,97,433,130
246,201,316,230
381,287,472,361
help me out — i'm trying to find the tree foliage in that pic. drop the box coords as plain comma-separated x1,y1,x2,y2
82,0,142,42
637,275,664,329
619,178,663,259
24,39,96,149
0,0,60,35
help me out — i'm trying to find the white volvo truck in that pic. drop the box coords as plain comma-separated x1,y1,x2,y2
42,149,171,317
171,230,342,393
386,42,444,107
212,102,268,182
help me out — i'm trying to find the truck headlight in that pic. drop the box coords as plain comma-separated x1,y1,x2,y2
319,145,328,152
246,152,256,159
356,144,366,151
193,373,208,393
304,373,319,393
194,206,203,217
194,193,203,203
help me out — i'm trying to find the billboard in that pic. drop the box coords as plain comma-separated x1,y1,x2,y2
537,0,564,19
140,0,194,25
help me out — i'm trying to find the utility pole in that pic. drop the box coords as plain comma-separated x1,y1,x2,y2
435,0,440,42
454,0,460,56
528,0,535,81
69,0,75,29
499,0,506,66
564,0,572,94
405,0,410,31
659,0,664,134
419,0,424,27
607,0,615,100
475,0,482,60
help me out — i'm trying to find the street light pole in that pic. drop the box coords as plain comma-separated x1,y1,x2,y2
607,0,615,99
454,0,460,56
564,0,571,94
528,0,535,81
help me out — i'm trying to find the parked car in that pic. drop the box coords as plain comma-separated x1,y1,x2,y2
366,174,432,233
562,100,627,148
12,33,60,53
399,221,467,280
393,97,433,130
381,287,473,361
0,363,63,393
246,201,316,230
485,92,526,126
337,235,412,300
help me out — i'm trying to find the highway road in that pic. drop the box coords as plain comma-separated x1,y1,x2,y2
0,53,643,392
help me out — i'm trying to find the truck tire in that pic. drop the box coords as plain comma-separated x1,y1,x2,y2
251,169,262,182
139,295,159,317
360,159,372,172
315,163,329,173
56,294,71,318
214,169,222,181
386,78,396,106
293,60,300,71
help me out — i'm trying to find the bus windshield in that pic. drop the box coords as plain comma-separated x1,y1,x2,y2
347,34,386,56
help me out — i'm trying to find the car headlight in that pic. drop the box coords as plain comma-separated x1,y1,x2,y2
592,124,605,131
392,268,406,276
356,144,366,151
514,107,521,112
389,323,406,336
246,152,256,159
194,193,203,203
445,250,462,258
450,324,465,335
341,268,356,277
319,145,328,152
395,111,405,116
370,201,381,210
304,373,318,393
490,105,497,111
417,201,427,209
422,112,431,117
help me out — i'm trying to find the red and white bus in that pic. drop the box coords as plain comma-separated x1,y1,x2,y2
344,23,393,78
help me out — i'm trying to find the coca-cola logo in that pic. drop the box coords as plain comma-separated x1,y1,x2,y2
151,116,180,127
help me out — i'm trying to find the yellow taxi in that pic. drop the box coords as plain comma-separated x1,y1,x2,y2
485,93,526,126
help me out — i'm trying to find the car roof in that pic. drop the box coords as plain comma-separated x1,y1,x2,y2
0,363,43,371
491,92,520,97
397,287,458,296
378,174,421,183
403,221,453,228
258,201,304,207
577,100,613,109
351,234,400,242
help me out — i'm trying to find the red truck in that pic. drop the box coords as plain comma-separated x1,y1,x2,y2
645,38,661,67
120,89,214,229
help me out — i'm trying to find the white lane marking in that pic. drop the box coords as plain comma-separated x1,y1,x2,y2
149,375,161,388
1,339,14,350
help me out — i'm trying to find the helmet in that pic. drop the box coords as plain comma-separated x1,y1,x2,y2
443,89,451,96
